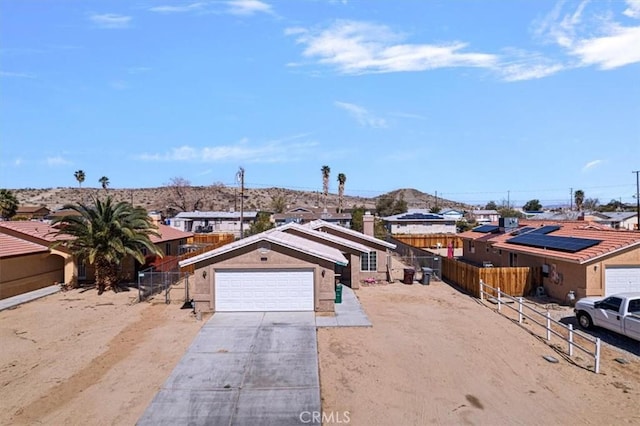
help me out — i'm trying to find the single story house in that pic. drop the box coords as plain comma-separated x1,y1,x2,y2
458,220,640,301
168,210,259,238
15,205,51,220
307,215,397,284
382,209,457,235
178,229,348,313
0,220,192,298
273,207,352,228
440,208,465,222
469,209,499,224
594,211,638,231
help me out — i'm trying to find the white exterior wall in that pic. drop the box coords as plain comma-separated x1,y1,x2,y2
390,222,456,234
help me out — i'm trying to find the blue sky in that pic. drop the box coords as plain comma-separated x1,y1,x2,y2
1,0,639,207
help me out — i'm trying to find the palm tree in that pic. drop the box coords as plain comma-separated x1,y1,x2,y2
99,176,110,191
337,173,346,213
574,189,585,211
51,196,162,293
74,170,86,188
321,165,330,210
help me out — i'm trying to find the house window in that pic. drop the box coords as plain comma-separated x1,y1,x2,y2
165,243,171,256
360,252,377,271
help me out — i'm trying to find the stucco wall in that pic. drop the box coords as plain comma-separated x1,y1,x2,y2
390,223,456,234
1,253,64,299
190,242,336,313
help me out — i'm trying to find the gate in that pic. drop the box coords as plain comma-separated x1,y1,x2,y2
137,270,189,303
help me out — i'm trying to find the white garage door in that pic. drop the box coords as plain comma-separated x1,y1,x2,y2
605,266,640,296
215,269,314,312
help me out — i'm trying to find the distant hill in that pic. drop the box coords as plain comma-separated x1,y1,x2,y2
10,186,470,215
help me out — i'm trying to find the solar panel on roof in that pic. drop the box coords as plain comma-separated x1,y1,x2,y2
472,225,500,233
506,234,601,253
510,226,535,235
530,225,561,234
399,213,443,220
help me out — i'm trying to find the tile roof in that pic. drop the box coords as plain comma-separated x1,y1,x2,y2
306,220,396,249
179,229,348,267
0,233,49,258
150,224,193,244
0,221,73,243
460,220,640,264
16,205,50,214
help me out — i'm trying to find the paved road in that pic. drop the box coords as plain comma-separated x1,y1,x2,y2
138,312,320,426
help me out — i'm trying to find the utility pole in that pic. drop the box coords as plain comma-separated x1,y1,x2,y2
507,190,510,209
435,190,438,210
633,171,640,230
570,188,573,211
236,167,245,238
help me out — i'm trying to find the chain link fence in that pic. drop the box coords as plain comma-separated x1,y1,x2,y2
137,270,189,303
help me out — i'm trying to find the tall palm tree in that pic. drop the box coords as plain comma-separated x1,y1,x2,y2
321,165,330,210
337,173,346,213
74,170,86,188
51,196,162,293
574,189,585,211
99,176,110,191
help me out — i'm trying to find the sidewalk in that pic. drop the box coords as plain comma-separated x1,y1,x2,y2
0,285,61,312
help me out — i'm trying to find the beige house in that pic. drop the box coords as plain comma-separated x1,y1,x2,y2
458,220,640,301
15,205,51,220
179,229,348,313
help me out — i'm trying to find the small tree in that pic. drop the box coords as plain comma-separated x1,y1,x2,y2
271,195,287,214
350,205,366,232
574,189,585,211
583,198,600,211
244,212,274,236
485,201,497,210
522,199,542,211
165,177,203,213
0,189,19,220
429,206,441,214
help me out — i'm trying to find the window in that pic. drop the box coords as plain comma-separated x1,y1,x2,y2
599,297,622,312
165,243,171,256
628,299,640,314
360,252,377,271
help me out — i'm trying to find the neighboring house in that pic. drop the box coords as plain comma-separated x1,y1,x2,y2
273,207,352,228
440,208,465,222
469,209,499,224
0,221,75,298
594,212,638,230
458,220,640,301
382,209,457,235
14,205,51,220
168,211,259,238
307,215,397,284
179,229,348,314
125,225,193,277
0,220,193,298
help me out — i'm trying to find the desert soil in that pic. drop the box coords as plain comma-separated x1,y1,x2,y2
318,281,640,425
2,281,639,425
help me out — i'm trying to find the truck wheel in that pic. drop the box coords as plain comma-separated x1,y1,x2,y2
577,312,593,329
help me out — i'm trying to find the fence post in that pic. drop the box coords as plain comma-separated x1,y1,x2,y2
518,297,523,324
595,338,601,374
568,324,574,357
479,280,484,301
497,287,501,312
546,311,551,341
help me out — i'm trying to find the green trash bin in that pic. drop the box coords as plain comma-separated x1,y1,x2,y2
335,283,343,304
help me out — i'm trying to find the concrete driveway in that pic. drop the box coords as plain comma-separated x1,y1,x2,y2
138,311,320,426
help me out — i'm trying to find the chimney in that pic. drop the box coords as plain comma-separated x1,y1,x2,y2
363,211,374,237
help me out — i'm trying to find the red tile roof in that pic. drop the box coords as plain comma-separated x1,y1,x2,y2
150,224,193,243
0,233,49,258
460,220,640,264
0,221,72,242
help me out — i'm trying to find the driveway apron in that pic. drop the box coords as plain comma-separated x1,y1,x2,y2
138,312,320,426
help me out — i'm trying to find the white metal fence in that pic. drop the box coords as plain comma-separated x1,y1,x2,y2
479,279,601,374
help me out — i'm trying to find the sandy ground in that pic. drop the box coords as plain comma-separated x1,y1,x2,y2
2,281,639,426
0,288,204,426
318,281,640,425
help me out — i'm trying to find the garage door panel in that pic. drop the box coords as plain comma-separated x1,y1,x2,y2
605,267,640,296
215,270,314,312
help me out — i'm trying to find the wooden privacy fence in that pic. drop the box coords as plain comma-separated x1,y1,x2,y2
441,256,537,298
393,234,463,249
179,233,235,274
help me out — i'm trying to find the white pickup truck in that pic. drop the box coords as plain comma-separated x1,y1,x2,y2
574,292,640,341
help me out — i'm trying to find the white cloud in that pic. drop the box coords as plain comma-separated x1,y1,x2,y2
497,50,566,81
624,0,640,18
46,156,71,166
226,0,273,16
89,13,132,29
149,3,206,13
14,158,23,166
535,2,640,70
582,160,603,171
287,20,498,75
138,135,317,163
0,71,36,78
334,101,387,128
